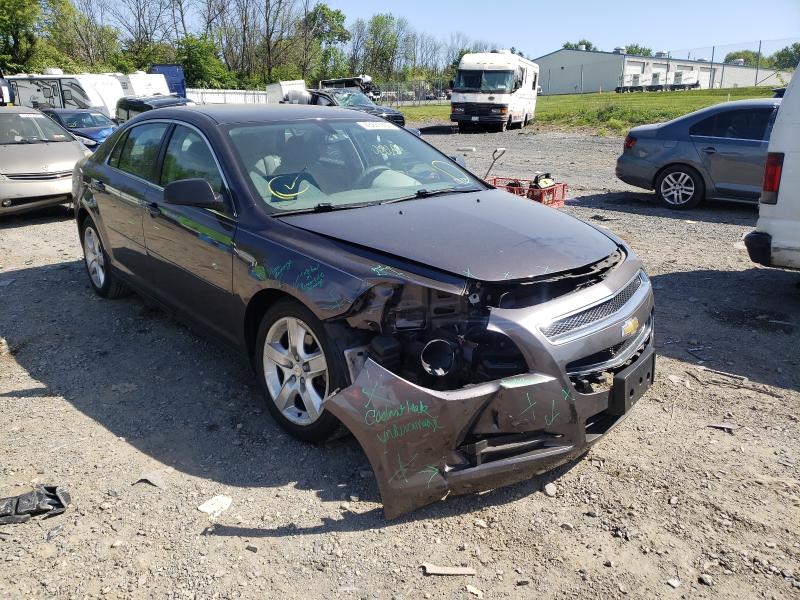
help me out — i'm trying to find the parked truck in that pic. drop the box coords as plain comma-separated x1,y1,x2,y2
6,70,124,116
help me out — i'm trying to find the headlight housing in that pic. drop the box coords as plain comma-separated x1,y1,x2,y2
74,135,97,147
490,106,509,115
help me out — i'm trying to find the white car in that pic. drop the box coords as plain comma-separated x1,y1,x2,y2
745,64,800,271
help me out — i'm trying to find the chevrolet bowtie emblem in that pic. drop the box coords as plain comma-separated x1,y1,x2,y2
621,317,640,337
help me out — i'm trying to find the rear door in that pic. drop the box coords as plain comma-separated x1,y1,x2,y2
690,106,775,200
142,123,238,344
93,122,169,281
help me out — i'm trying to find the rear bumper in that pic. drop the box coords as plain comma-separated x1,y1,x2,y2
615,154,656,190
744,231,772,267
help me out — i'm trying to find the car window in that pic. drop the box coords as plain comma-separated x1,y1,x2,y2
690,108,774,140
107,130,129,168
116,123,169,182
227,119,483,212
161,125,223,194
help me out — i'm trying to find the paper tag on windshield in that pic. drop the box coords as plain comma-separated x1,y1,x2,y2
19,113,39,118
357,121,396,130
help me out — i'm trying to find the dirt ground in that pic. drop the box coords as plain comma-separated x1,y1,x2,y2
1,124,799,600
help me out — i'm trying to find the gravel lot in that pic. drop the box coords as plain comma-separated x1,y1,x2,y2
1,125,799,600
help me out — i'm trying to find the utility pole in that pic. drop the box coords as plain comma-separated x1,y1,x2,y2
580,64,584,94
755,40,762,86
709,46,715,88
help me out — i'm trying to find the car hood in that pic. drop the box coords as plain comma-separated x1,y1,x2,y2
0,141,88,175
72,126,115,141
280,189,619,282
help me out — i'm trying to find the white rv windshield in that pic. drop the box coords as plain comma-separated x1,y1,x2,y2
454,70,514,92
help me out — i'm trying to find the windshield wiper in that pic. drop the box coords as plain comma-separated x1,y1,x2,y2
380,187,481,205
275,202,369,217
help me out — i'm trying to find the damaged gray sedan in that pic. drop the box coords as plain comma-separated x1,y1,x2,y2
73,105,655,518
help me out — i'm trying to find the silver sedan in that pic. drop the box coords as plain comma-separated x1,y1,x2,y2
616,98,780,209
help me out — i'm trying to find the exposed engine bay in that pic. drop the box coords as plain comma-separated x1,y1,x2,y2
337,248,626,391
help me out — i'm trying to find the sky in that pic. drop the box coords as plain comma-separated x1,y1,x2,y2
326,0,800,59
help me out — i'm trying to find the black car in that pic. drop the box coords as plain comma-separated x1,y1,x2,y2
40,108,117,150
115,95,194,124
73,105,654,518
309,87,405,126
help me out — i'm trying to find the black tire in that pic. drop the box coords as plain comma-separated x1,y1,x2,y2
655,165,705,210
255,298,347,443
498,119,508,133
79,216,128,299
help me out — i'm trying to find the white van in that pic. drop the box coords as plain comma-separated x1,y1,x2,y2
450,51,539,132
7,71,123,117
745,63,800,271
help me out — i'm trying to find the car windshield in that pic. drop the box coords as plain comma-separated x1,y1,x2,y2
0,113,72,144
228,119,484,213
454,70,514,92
59,111,115,129
328,88,374,107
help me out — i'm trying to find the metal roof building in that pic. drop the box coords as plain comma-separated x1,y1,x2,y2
533,47,793,95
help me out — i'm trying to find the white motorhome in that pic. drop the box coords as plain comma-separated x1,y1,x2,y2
450,51,539,132
108,71,171,98
7,70,123,117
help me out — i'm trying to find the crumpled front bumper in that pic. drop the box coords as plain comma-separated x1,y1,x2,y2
323,260,655,518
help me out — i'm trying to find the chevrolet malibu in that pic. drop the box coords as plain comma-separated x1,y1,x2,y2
73,105,655,517
1,106,91,216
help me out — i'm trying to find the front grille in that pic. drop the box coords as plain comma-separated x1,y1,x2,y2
5,170,72,181
453,103,496,117
541,273,643,339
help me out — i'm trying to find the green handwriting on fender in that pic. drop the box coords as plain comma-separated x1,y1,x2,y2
295,263,325,291
377,417,442,444
365,398,431,426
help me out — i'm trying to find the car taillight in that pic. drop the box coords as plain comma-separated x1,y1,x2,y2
761,152,784,204
624,135,637,150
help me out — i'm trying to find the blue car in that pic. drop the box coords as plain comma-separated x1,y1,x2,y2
40,108,117,151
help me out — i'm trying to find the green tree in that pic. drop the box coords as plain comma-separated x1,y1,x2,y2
624,43,652,57
563,39,598,51
0,0,41,71
297,2,349,80
364,13,400,79
770,42,800,70
175,35,235,88
723,49,774,68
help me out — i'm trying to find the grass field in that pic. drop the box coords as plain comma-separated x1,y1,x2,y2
398,86,775,134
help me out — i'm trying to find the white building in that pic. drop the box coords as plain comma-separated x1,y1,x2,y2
534,47,793,95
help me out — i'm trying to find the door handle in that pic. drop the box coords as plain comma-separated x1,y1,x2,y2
701,146,716,154
146,202,161,218
91,179,106,192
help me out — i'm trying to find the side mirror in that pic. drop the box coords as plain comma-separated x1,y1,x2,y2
163,178,225,210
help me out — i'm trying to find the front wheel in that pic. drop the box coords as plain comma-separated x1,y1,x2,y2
80,217,128,298
655,166,704,209
256,299,347,443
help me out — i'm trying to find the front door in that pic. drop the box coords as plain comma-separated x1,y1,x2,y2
690,106,775,200
94,122,169,280
142,123,238,344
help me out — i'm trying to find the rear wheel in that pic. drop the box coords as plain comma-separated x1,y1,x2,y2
457,123,472,134
256,299,346,443
655,165,704,209
80,217,127,298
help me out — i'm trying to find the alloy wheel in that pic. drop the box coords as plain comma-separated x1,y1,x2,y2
262,316,329,426
660,171,695,206
83,226,106,289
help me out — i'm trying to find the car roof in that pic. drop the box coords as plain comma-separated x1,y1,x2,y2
137,104,386,126
41,108,103,113
1,105,43,115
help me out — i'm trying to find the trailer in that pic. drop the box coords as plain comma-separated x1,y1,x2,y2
668,70,701,91
616,69,701,93
616,73,652,93
108,71,170,98
6,70,124,117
